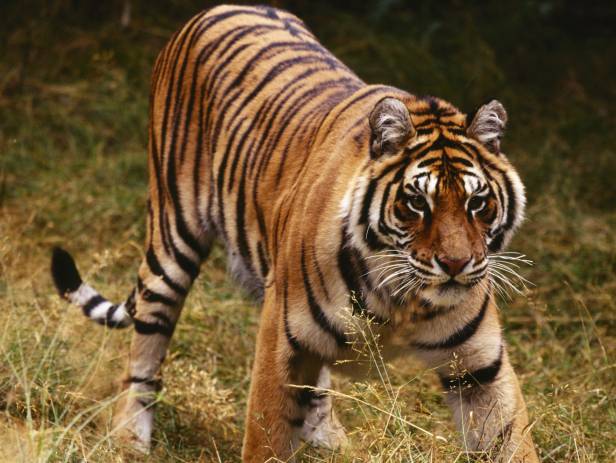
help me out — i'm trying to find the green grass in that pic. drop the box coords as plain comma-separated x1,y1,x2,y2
1,1,615,461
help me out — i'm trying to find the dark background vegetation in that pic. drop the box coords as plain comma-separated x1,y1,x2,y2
0,1,614,461
3,0,616,208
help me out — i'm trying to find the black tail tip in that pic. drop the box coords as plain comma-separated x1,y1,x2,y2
51,247,83,296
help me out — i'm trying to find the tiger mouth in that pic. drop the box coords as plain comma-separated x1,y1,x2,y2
440,279,465,289
437,279,468,293
433,273,487,294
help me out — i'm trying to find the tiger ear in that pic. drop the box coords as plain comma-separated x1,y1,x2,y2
369,97,414,158
467,100,508,154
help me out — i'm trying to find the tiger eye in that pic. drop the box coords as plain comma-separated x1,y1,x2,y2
409,194,427,211
468,196,486,212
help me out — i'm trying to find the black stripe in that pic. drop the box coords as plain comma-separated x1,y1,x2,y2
338,226,387,323
142,285,175,306
311,246,330,302
82,295,105,316
105,304,120,324
417,157,440,168
172,242,200,281
365,226,387,251
216,117,246,243
296,386,325,408
253,75,359,172
227,41,327,95
125,288,137,316
296,387,314,407
359,153,417,228
270,85,355,183
412,293,489,350
466,262,488,277
229,53,345,126
228,105,268,194
488,234,504,252
378,180,406,238
127,376,162,390
458,169,479,178
256,241,269,278
242,74,321,233
235,132,259,286
502,171,518,230
195,25,278,220
133,317,174,337
146,248,187,296
176,9,277,125
411,298,456,321
258,77,360,184
283,280,302,351
440,345,503,391
159,11,204,168
161,18,209,261
289,417,305,427
301,244,347,348
359,179,378,225
174,18,217,165
450,156,474,167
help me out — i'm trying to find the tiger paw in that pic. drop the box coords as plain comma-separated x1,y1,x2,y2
112,398,154,454
300,406,348,450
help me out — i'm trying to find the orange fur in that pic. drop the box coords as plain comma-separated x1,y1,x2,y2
52,5,538,461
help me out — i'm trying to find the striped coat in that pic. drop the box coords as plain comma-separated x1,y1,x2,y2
51,5,538,462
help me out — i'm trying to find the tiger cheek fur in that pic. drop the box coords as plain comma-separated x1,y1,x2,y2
50,5,538,462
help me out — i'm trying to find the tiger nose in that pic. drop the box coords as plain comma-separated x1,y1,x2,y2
435,255,471,277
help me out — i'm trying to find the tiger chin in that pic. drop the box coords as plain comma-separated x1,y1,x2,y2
50,5,539,462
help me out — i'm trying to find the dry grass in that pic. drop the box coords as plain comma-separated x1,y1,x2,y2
1,1,615,462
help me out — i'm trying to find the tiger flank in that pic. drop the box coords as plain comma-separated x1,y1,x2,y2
50,5,539,462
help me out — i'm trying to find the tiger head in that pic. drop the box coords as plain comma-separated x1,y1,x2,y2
354,96,526,307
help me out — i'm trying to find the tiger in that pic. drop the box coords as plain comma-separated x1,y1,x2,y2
50,4,539,462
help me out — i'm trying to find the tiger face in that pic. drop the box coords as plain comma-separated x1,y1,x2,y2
361,96,526,307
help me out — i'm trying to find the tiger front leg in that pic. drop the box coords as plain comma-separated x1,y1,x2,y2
439,346,538,462
242,290,325,462
416,301,539,462
299,366,348,450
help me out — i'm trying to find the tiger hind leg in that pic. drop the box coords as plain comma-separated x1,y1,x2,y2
113,226,212,452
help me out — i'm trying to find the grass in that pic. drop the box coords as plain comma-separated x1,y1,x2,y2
1,1,615,461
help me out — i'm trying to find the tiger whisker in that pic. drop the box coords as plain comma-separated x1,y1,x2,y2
366,252,409,261
484,250,534,301
475,278,490,297
487,252,533,266
489,263,534,287
489,259,534,285
376,268,413,290
394,277,421,298
385,278,414,299
487,275,510,301
363,263,409,278
372,268,410,288
488,269,524,296
401,278,424,302
367,259,409,274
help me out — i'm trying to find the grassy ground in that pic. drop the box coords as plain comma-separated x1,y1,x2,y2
1,1,615,461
